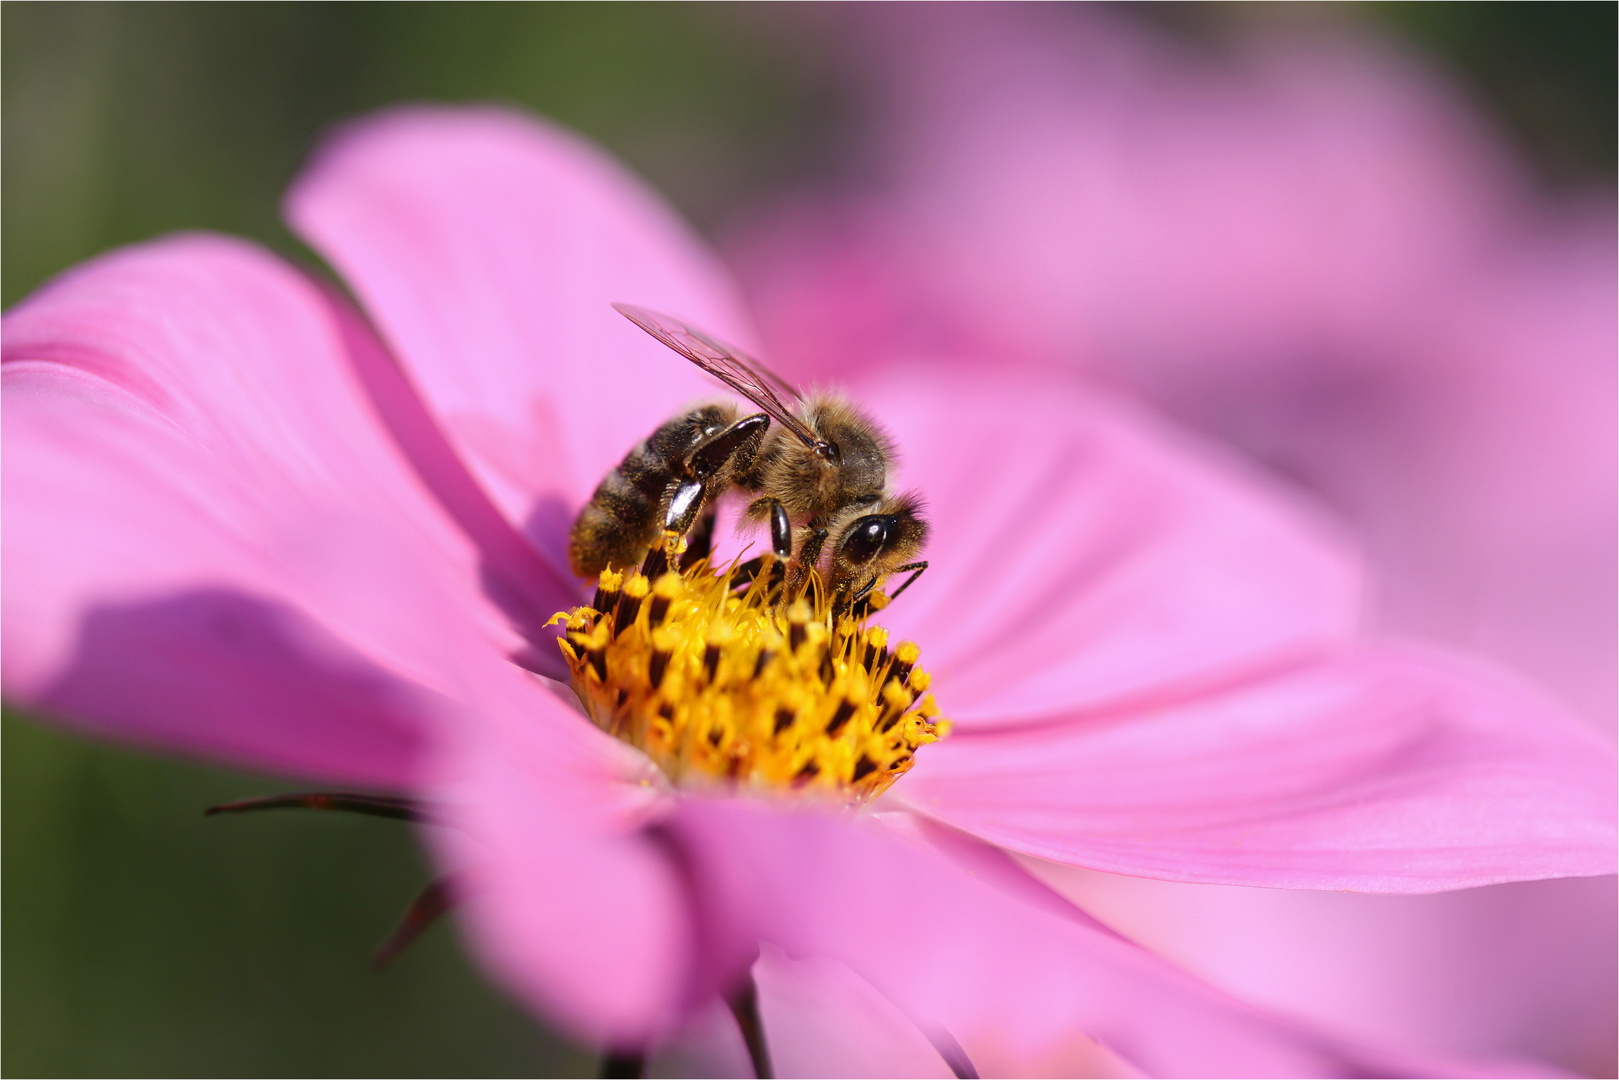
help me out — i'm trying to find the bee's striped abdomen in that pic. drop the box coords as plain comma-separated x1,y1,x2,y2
568,404,735,578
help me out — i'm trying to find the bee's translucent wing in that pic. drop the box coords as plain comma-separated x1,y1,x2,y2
612,303,820,449
680,320,802,403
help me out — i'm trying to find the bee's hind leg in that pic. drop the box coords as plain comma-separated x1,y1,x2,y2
663,478,707,537
681,488,785,571
729,499,793,594
687,412,769,480
679,507,718,570
663,415,771,572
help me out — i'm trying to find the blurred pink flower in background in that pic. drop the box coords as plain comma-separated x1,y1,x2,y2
726,5,1617,1075
2,98,1612,1080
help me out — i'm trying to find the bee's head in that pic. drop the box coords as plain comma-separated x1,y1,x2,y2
826,491,928,600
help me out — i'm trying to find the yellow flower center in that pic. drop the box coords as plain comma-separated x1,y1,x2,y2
549,541,949,804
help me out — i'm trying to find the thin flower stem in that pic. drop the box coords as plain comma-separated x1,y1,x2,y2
927,1026,980,1080
597,1049,645,1078
726,972,774,1078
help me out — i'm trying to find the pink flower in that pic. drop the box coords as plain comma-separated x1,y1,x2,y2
4,105,1612,1077
723,6,1618,1072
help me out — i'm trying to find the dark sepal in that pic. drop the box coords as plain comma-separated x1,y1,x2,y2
927,1026,980,1080
204,792,425,823
373,874,461,970
597,1049,646,1078
727,972,775,1079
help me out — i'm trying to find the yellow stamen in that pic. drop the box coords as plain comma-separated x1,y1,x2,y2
549,548,950,804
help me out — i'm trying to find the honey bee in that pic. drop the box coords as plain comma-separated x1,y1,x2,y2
568,303,928,608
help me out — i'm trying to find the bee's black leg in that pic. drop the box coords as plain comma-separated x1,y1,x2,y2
769,498,792,559
731,499,792,595
789,526,830,598
663,478,706,537
641,526,694,581
680,507,718,570
797,526,829,571
731,556,787,599
663,415,771,568
687,413,769,479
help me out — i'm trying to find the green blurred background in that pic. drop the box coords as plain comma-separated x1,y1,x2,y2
3,3,1614,1076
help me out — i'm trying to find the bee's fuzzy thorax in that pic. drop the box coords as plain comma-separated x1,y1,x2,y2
744,391,894,522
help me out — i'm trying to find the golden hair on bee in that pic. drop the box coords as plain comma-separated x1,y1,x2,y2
743,391,895,524
570,304,928,609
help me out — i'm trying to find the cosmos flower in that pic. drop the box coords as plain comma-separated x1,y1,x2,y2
724,6,1619,1071
728,5,1617,732
3,105,1613,1078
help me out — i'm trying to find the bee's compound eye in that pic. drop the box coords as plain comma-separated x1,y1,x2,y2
841,515,891,564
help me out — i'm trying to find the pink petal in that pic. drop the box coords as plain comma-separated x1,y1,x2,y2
857,368,1362,726
749,948,958,1079
286,105,753,581
2,235,496,784
1032,864,1615,1075
724,196,1007,389
735,7,1525,384
899,645,1617,891
665,797,1516,1078
645,997,755,1078
424,664,693,1046
1363,209,1618,733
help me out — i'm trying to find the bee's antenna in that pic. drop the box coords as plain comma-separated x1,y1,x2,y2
885,561,929,603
